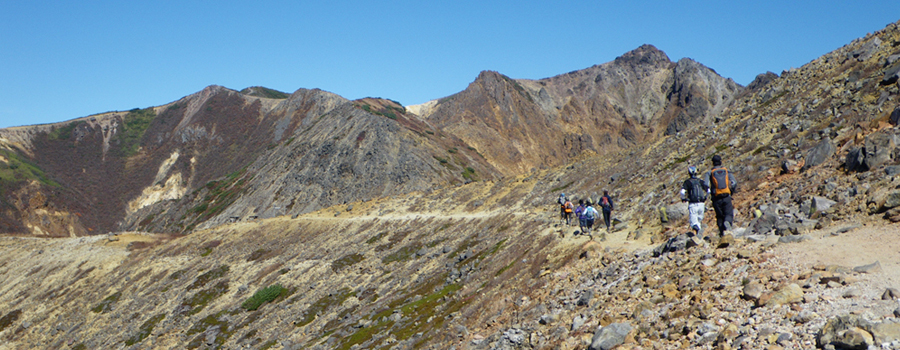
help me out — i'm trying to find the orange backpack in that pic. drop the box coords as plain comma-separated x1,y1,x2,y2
710,167,732,196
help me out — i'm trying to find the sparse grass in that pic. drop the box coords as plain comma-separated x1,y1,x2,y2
241,284,289,311
118,108,156,157
183,281,229,315
0,310,21,332
259,340,278,350
47,121,80,141
366,231,389,244
550,181,573,193
462,167,477,182
188,265,229,290
332,253,364,272
124,313,165,346
186,311,233,349
91,292,121,313
382,244,422,264
0,149,59,187
294,288,356,328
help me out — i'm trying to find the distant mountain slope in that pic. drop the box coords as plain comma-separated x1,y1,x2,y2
421,45,741,175
0,45,752,236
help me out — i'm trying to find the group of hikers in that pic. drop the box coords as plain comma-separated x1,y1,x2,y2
555,154,737,241
557,190,614,236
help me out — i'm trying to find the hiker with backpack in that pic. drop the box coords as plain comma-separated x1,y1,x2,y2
599,190,614,231
583,202,600,237
704,155,737,235
557,193,574,226
574,199,587,233
680,165,708,239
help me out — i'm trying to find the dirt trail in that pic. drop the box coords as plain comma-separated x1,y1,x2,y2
774,223,900,294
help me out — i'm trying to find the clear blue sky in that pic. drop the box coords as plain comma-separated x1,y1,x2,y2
2,1,899,129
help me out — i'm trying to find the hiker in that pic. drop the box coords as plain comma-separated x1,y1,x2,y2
704,155,737,235
574,199,587,233
583,202,599,236
557,193,572,226
599,190,614,231
680,165,708,238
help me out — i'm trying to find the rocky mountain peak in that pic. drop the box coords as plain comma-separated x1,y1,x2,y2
613,43,672,67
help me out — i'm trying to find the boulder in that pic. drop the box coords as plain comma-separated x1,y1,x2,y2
589,322,633,350
891,106,900,126
864,130,899,170
872,320,900,345
764,283,803,307
853,261,881,274
845,147,867,172
803,138,836,171
664,202,689,222
884,62,900,85
810,196,837,216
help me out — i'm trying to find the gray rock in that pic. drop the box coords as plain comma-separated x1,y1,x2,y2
846,147,866,172
864,130,899,170
577,290,593,307
664,202,689,222
882,287,900,300
853,261,881,274
873,321,900,345
803,138,836,171
886,165,900,176
742,282,765,301
883,191,900,210
810,196,837,216
891,106,900,126
539,314,558,325
884,62,900,85
589,322,633,350
778,234,811,244
572,315,586,331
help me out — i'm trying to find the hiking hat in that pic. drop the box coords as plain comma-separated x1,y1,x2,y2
688,165,698,176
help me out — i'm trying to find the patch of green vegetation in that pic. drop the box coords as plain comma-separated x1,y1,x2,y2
91,291,121,313
448,148,458,154
188,265,230,290
240,86,290,99
124,313,165,346
0,310,21,333
241,284,289,311
496,261,516,276
426,238,447,248
259,340,278,350
487,238,507,256
294,287,356,328
247,248,270,262
462,167,477,182
169,268,189,280
382,244,422,264
332,253,364,272
185,168,249,229
118,107,156,157
71,344,87,350
186,311,233,349
715,144,728,153
550,181,573,193
200,247,213,257
0,149,59,187
354,102,405,120
47,121,80,141
366,231,388,245
184,281,229,315
760,90,788,108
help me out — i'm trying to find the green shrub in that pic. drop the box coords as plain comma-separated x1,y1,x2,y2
91,292,121,313
124,314,165,346
241,284,288,311
0,310,21,332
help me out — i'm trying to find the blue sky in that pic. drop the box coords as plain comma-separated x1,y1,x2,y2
1,1,899,129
